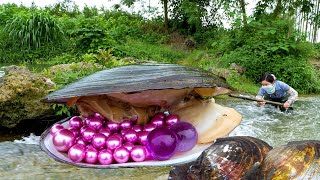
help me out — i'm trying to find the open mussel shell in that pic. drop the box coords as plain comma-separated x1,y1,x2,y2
43,63,233,103
254,140,320,179
168,136,273,180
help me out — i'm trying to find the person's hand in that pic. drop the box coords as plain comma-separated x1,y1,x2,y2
257,101,265,106
283,101,290,109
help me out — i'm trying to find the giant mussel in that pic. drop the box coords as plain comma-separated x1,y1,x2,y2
40,64,242,166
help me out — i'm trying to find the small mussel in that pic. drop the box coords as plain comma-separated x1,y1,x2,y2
168,136,273,180
251,140,320,179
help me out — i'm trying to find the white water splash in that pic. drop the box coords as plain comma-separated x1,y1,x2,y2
13,133,40,145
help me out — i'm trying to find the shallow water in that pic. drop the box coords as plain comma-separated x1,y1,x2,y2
0,96,319,179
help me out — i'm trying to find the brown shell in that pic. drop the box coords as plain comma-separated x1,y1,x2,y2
168,136,273,180
43,64,233,104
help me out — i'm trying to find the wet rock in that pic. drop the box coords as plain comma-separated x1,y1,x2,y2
0,66,55,128
230,63,246,75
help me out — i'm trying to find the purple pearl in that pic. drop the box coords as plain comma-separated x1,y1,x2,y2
50,124,64,136
146,127,178,161
123,129,138,144
132,125,142,133
153,112,166,120
68,127,80,137
143,124,156,132
137,131,149,146
69,116,83,129
92,133,107,150
80,126,89,134
120,129,129,136
170,122,198,152
81,127,96,143
94,112,105,120
106,135,123,151
113,147,130,163
84,114,95,126
106,121,120,133
120,120,132,130
130,145,147,162
150,116,164,127
145,146,154,160
88,117,103,131
99,127,111,138
53,129,76,152
123,142,135,151
165,114,180,126
75,137,87,145
84,146,99,164
68,144,85,163
98,149,113,165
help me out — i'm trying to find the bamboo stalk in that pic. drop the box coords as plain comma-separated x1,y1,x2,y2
229,94,284,106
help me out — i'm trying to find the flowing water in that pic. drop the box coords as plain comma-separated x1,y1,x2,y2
0,96,319,179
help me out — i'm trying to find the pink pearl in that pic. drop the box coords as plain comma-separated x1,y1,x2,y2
138,131,149,145
143,124,156,132
50,124,64,136
84,146,99,164
120,129,129,136
106,121,120,133
75,137,86,145
88,117,103,131
120,120,132,130
92,133,107,150
68,127,80,137
123,142,135,151
132,125,142,133
68,144,85,163
80,126,89,134
99,127,111,138
53,129,75,152
98,149,113,165
84,114,95,126
106,135,122,151
123,129,138,144
150,116,164,127
81,127,96,143
130,146,146,162
165,114,180,126
69,116,83,129
154,112,166,120
94,112,105,120
113,147,130,163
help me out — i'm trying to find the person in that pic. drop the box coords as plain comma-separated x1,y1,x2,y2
256,74,298,110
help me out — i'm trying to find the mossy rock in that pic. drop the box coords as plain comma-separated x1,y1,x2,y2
0,66,55,128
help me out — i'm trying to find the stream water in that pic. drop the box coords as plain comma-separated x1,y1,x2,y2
0,95,319,179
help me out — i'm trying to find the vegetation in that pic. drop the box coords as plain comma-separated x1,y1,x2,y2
0,0,320,97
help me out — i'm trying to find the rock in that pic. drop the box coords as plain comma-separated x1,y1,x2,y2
230,63,246,75
0,66,55,128
48,62,102,75
209,68,233,79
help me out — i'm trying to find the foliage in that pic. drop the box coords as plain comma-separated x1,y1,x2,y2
4,11,64,48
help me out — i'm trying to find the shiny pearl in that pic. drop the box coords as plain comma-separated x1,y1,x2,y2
143,124,156,132
92,133,107,150
106,135,123,151
132,125,142,133
106,121,120,133
113,147,130,163
75,137,86,145
98,149,113,165
99,127,111,138
130,116,138,125
150,117,164,127
94,112,105,120
53,129,75,152
84,114,95,126
68,144,85,163
81,127,96,143
120,120,132,130
123,142,135,151
123,129,138,144
84,146,99,164
50,124,64,136
68,127,80,137
88,117,103,131
130,145,146,162
69,116,83,129
138,131,149,145
165,114,180,126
